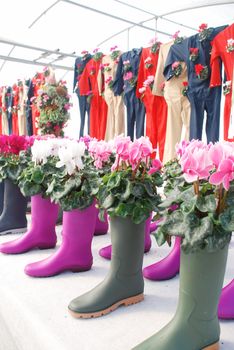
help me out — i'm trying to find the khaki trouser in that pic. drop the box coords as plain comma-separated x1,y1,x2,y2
1,87,9,135
18,86,27,135
104,91,125,141
163,92,190,164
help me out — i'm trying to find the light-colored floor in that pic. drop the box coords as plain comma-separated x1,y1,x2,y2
0,218,233,350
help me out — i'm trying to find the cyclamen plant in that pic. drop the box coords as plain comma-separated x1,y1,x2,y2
195,64,209,80
97,135,163,224
156,140,234,253
172,61,182,77
0,135,34,183
198,23,214,42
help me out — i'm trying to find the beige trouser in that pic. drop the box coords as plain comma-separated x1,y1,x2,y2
104,91,125,141
163,93,191,164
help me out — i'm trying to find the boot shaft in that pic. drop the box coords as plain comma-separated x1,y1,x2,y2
2,179,27,219
30,195,59,230
110,216,145,277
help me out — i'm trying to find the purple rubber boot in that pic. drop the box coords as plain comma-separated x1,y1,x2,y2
0,195,59,254
94,212,108,236
24,202,97,277
218,279,234,319
143,236,181,281
99,215,152,260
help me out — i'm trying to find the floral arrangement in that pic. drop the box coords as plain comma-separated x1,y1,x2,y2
123,71,137,88
0,135,34,183
18,137,101,211
155,140,234,253
223,81,231,95
149,37,161,53
86,90,93,104
144,57,153,69
105,76,114,90
226,39,234,53
198,23,213,42
138,76,154,99
35,80,72,137
182,81,188,96
171,31,185,44
123,60,132,72
110,45,121,62
172,61,182,77
81,50,90,61
194,64,209,80
189,48,199,61
97,135,163,224
92,48,103,61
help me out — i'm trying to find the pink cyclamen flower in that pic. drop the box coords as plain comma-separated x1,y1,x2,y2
123,71,133,80
64,103,71,111
149,37,158,45
93,48,100,53
172,31,180,39
148,159,162,175
110,45,118,51
179,143,213,183
139,87,146,94
175,140,190,158
172,61,180,69
209,158,234,190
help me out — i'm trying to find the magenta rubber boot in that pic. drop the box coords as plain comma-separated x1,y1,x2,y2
99,215,152,260
0,195,59,254
24,202,97,277
94,212,108,236
218,279,234,319
143,236,181,281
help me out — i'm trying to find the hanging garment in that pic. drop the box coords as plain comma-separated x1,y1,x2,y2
136,46,168,160
79,56,108,140
17,80,27,135
112,48,145,140
97,51,125,141
210,23,234,141
164,25,227,143
0,88,3,134
153,41,191,163
73,53,92,137
31,73,45,135
12,84,19,135
25,79,34,136
1,87,9,135
5,86,13,135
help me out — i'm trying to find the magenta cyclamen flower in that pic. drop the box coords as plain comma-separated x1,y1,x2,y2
148,159,162,175
172,61,180,69
110,45,118,51
93,48,100,53
123,71,133,81
209,158,234,190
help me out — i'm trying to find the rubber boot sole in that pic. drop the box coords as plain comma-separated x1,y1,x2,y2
69,293,144,319
0,227,27,235
203,342,219,350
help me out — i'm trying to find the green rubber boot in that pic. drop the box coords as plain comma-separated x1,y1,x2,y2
133,244,229,350
68,216,145,318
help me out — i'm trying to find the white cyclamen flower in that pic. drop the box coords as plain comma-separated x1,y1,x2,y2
56,140,86,175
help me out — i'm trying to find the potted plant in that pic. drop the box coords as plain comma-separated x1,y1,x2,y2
0,135,33,235
134,139,234,350
0,136,60,254
23,136,108,277
68,135,163,318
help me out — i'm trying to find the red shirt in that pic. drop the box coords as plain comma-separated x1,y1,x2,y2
210,23,234,86
79,57,104,96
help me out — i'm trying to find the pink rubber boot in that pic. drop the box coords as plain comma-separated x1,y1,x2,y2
94,212,108,236
99,215,152,260
0,195,59,254
24,202,97,277
143,236,181,281
218,279,234,319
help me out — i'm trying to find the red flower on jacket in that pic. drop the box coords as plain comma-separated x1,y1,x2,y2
199,23,208,32
195,64,204,75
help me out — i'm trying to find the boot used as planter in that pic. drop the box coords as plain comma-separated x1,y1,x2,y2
218,278,234,320
133,244,229,350
143,236,181,281
99,215,152,260
25,201,97,277
68,216,145,318
0,182,4,216
0,194,59,254
0,179,27,235
94,211,108,236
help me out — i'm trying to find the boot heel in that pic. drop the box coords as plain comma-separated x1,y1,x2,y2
203,342,219,350
38,243,56,250
123,293,144,306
